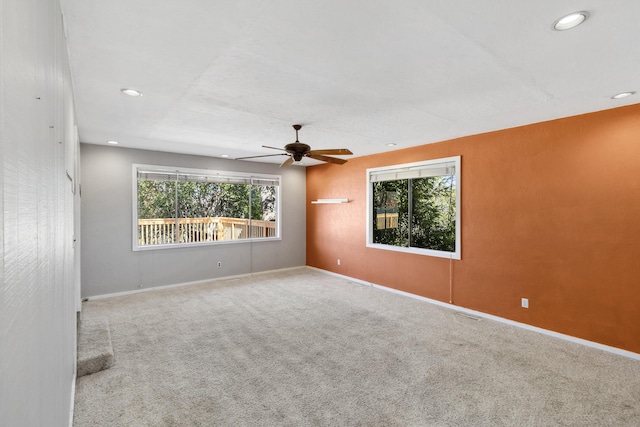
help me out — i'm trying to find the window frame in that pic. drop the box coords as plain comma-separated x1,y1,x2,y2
366,156,461,260
132,163,281,251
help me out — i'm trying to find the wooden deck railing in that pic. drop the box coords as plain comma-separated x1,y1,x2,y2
376,212,398,229
138,217,276,246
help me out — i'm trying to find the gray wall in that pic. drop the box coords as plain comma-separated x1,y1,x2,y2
1,0,79,425
81,144,307,297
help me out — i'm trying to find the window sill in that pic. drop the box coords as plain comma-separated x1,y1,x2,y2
133,237,282,252
366,242,460,260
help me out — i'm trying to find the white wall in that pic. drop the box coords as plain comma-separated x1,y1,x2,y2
81,144,307,297
1,0,79,425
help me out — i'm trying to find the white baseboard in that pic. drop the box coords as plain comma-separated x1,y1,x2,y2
308,266,640,361
86,266,307,301
68,372,76,427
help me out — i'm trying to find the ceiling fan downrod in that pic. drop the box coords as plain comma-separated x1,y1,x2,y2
293,124,301,142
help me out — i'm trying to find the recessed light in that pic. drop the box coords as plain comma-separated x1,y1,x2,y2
107,140,119,145
221,154,229,158
386,143,397,147
611,92,635,100
120,88,143,97
553,11,589,31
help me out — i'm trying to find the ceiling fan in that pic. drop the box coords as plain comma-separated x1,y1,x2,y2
236,124,353,167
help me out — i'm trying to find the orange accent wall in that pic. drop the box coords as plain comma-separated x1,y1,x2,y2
306,104,640,354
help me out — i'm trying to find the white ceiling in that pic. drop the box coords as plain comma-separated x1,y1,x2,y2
60,0,640,166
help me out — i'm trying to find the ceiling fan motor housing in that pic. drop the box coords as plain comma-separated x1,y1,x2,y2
285,142,311,162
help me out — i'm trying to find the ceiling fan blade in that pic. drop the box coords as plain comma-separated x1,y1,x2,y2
279,157,294,168
308,148,353,156
308,154,348,165
262,145,287,151
236,153,288,160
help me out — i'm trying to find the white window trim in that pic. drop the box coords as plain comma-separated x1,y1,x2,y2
132,164,281,251
366,156,461,260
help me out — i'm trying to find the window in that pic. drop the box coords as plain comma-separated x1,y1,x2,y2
366,156,460,259
133,164,280,250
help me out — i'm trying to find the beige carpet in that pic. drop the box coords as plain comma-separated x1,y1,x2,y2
74,268,640,426
77,317,114,377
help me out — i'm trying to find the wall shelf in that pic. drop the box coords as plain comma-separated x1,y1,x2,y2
311,198,349,204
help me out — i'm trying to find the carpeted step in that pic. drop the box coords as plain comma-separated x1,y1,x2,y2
77,317,114,377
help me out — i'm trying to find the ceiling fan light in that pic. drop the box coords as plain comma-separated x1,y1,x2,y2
553,11,589,31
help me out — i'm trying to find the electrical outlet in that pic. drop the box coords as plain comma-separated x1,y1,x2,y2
337,259,341,266
217,261,222,267
521,298,529,308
